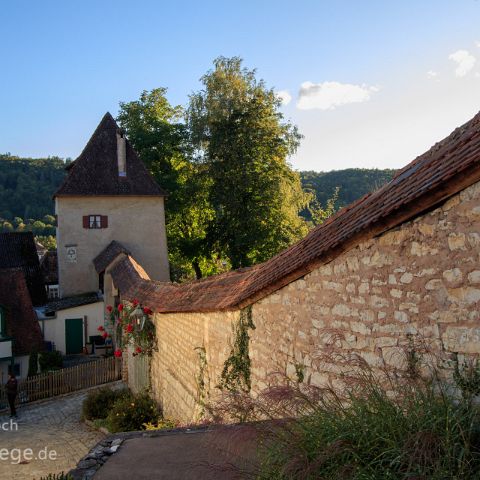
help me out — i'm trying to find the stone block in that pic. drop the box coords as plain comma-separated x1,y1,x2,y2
443,327,480,354
448,233,466,251
443,268,463,284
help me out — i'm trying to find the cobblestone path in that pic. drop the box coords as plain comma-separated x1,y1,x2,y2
0,386,112,480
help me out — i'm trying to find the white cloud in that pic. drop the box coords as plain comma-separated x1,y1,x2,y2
449,50,476,77
476,41,480,48
276,90,292,105
427,70,438,79
297,81,378,110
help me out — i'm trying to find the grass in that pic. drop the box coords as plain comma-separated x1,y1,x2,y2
211,352,480,479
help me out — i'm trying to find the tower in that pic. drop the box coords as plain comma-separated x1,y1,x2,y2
54,113,169,298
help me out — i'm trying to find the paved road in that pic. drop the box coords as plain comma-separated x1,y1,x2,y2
0,387,109,480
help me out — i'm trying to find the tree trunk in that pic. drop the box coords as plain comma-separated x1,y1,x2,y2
192,260,202,279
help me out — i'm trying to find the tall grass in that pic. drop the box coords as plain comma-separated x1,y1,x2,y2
211,353,480,479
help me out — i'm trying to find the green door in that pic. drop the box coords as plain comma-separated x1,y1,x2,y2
65,318,83,354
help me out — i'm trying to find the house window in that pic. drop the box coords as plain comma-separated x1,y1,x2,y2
83,215,108,229
90,215,101,228
48,285,60,299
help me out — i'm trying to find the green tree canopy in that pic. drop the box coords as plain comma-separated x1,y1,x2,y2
187,56,310,268
117,89,215,280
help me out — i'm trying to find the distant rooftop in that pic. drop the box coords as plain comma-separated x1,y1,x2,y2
0,232,47,306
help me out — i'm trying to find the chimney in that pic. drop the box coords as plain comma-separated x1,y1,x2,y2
117,132,127,177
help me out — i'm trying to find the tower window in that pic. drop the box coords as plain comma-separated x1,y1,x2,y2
83,215,108,229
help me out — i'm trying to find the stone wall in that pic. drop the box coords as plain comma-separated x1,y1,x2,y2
149,180,480,423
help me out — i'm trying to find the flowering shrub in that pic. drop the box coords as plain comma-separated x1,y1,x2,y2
106,391,158,432
103,300,157,357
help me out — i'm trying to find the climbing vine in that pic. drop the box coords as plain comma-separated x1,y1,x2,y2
194,345,210,418
218,306,255,393
101,300,157,357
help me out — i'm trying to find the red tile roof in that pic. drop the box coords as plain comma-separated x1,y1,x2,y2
110,110,480,313
0,232,47,306
93,241,131,274
54,113,167,197
0,269,44,355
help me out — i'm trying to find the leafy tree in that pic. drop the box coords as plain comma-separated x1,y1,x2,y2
35,235,57,251
0,154,66,220
187,57,310,268
117,89,216,280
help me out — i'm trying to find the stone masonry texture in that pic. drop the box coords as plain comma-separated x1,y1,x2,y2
147,180,480,423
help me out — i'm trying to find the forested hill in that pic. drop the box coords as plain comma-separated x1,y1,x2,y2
301,168,396,209
0,154,68,220
0,154,395,221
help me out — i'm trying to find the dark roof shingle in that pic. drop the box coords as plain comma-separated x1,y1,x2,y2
111,110,480,313
44,292,101,314
0,232,47,306
54,113,167,197
93,241,130,274
0,269,44,355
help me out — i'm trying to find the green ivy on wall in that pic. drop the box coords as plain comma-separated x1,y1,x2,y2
218,305,255,393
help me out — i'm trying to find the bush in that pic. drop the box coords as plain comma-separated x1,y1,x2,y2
106,391,159,433
39,351,63,372
82,387,129,420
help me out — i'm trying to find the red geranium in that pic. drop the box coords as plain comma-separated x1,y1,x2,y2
117,304,124,312
126,323,133,333
106,305,113,313
143,307,153,315
132,299,139,306
97,325,105,332
102,332,108,339
114,349,122,358
135,346,142,354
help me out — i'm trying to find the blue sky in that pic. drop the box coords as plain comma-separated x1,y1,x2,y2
1,0,480,171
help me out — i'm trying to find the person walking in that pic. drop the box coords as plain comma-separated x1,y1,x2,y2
5,372,18,418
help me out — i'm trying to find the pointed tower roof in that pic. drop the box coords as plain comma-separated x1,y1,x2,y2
54,112,167,197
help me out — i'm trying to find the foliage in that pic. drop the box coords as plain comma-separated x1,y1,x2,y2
300,168,395,218
104,301,156,356
39,350,63,372
218,306,255,394
117,89,216,280
215,358,480,480
194,345,210,418
143,418,178,430
28,351,38,377
35,235,57,251
38,473,73,480
106,391,159,433
0,154,66,220
453,354,480,401
0,216,57,236
187,56,311,269
82,387,129,420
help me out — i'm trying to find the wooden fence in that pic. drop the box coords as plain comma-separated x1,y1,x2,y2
0,356,121,409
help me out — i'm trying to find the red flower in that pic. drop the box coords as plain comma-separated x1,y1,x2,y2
117,304,124,312
132,299,139,306
97,325,105,332
114,349,122,358
135,346,142,354
126,323,133,333
102,332,108,339
143,307,153,315
106,305,113,313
